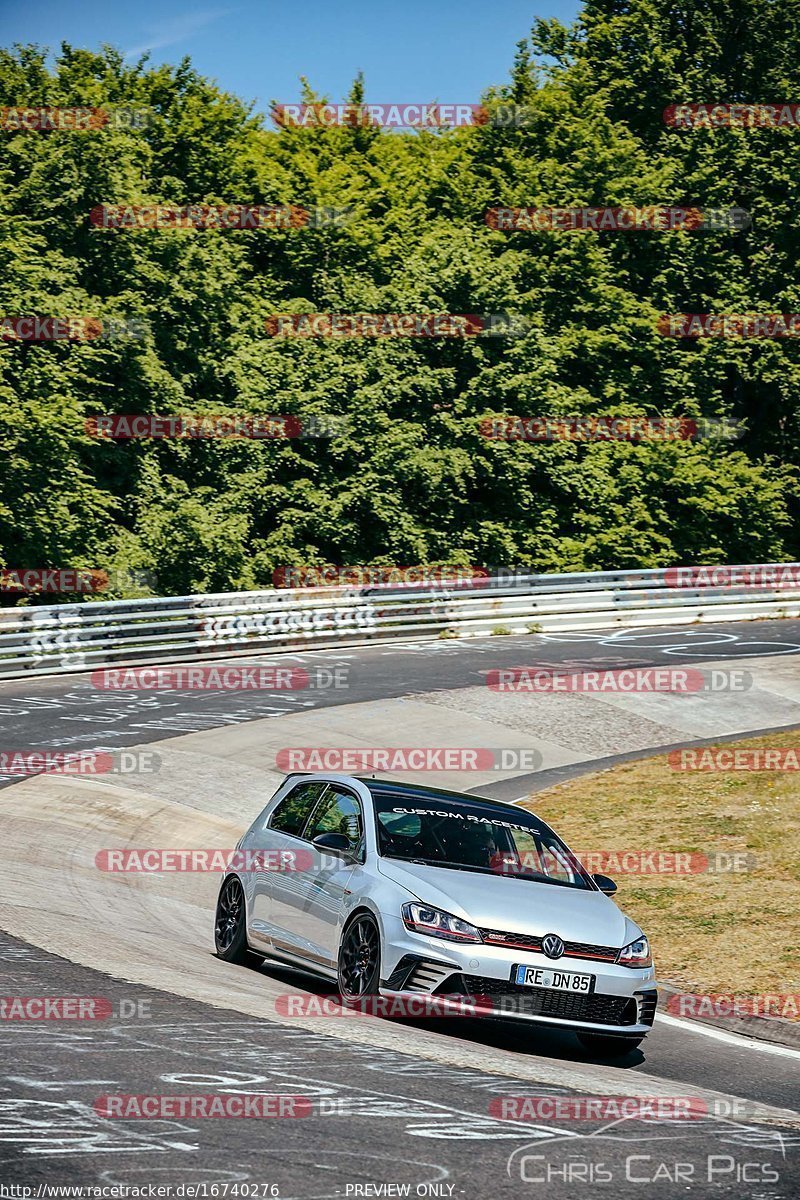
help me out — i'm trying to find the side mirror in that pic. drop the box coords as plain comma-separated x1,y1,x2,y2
592,873,617,895
312,832,352,854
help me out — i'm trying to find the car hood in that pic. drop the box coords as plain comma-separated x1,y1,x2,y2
377,857,635,947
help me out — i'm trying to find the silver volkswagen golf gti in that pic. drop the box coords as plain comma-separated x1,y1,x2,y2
214,773,658,1056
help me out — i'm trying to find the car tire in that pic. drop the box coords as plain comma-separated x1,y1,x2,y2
577,1032,645,1057
337,912,381,1006
214,875,250,963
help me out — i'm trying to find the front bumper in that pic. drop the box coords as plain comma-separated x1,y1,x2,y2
379,915,658,1037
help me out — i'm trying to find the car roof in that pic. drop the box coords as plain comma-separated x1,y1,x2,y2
353,776,523,814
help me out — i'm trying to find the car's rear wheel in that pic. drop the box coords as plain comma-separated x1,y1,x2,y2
337,913,381,1005
577,1032,645,1057
214,875,250,963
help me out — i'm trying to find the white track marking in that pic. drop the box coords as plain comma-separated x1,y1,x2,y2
656,1011,800,1058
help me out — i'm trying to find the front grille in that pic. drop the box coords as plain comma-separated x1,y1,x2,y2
438,974,637,1027
564,940,620,963
480,928,619,963
481,929,544,952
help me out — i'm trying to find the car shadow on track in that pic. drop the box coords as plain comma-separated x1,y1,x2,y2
219,951,647,1070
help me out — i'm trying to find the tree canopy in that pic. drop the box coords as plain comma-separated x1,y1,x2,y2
1,1,798,600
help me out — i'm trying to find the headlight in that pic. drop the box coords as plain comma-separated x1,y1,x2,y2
616,936,652,968
401,903,483,943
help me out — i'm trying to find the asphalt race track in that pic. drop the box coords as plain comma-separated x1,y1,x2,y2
1,618,799,1198
3,618,800,770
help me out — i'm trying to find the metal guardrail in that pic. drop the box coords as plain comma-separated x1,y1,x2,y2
1,564,800,678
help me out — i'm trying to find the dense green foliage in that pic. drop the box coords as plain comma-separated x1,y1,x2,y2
1,0,799,599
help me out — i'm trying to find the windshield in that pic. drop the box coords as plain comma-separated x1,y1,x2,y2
372,792,591,889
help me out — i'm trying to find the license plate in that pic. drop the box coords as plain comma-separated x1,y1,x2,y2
515,965,594,993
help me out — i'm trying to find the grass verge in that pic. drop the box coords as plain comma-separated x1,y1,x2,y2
518,731,800,1001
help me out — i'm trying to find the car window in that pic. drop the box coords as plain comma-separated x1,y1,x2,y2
371,792,590,888
510,828,582,885
306,787,363,848
269,781,329,838
379,811,422,838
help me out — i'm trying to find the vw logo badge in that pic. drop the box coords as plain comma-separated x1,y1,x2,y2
542,934,565,959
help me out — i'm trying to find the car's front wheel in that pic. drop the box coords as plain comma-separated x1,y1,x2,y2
214,875,250,963
577,1032,645,1057
337,913,381,1005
